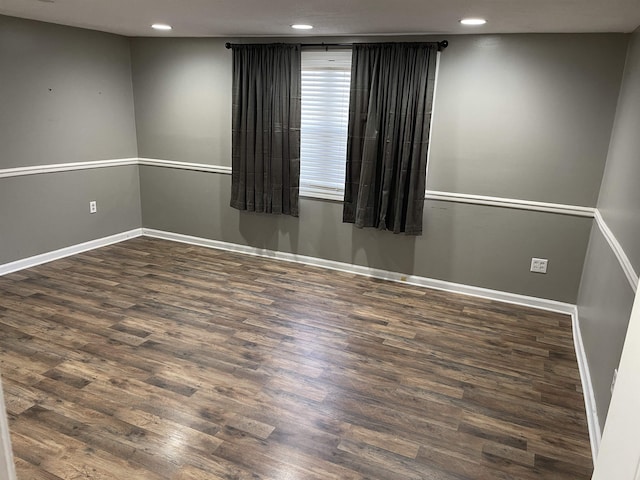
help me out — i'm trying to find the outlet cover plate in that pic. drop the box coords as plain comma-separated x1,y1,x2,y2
530,258,548,274
89,201,97,214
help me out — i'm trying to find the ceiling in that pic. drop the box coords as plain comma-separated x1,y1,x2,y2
0,0,639,37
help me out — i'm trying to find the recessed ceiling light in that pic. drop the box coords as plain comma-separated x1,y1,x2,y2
291,24,313,30
460,18,487,26
151,23,172,31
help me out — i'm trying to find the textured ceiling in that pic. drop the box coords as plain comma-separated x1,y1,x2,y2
0,0,639,37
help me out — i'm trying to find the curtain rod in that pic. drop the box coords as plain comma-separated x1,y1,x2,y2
225,40,449,51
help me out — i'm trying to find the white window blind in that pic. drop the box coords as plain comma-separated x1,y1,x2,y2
300,49,352,200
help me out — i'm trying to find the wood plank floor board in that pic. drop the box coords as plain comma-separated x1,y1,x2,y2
0,237,592,479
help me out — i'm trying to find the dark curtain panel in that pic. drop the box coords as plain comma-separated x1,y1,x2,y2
343,43,438,235
230,44,301,216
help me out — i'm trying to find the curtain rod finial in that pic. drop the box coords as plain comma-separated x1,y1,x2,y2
438,40,449,51
225,42,231,49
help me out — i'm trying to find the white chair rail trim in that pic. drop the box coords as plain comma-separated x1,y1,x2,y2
2,158,636,292
1,158,594,215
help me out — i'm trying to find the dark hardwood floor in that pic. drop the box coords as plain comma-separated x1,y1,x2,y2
0,237,592,479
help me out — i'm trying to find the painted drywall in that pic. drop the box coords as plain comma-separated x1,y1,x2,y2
596,29,640,272
132,34,628,210
593,288,640,479
131,33,627,303
592,28,640,478
577,29,640,438
0,15,141,266
427,34,627,207
140,167,591,303
577,225,635,428
130,38,231,164
0,15,138,168
130,34,628,207
0,167,142,264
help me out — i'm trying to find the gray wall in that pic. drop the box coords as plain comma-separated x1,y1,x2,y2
596,30,640,268
0,167,142,264
428,34,627,206
130,38,231,164
577,226,635,429
0,15,138,167
0,15,141,264
131,33,628,303
577,28,640,430
140,167,592,302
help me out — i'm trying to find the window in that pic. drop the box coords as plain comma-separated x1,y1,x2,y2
300,49,352,201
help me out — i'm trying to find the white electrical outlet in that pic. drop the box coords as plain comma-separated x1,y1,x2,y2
530,258,548,274
89,201,97,214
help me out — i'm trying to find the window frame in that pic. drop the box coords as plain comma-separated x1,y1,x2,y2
299,48,353,202
298,47,442,202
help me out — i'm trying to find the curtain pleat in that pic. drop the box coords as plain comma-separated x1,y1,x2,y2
343,43,438,234
230,44,301,216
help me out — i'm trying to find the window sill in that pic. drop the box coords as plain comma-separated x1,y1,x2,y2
300,186,344,202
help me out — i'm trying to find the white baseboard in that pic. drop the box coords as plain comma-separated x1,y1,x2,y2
0,225,578,315
143,228,601,461
571,306,601,462
142,228,575,315
0,226,600,463
0,228,143,276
